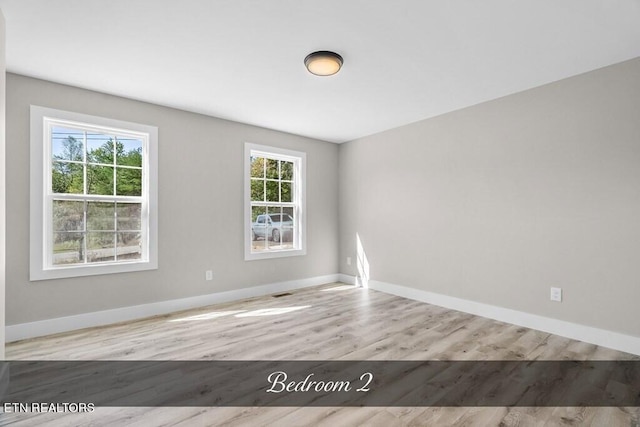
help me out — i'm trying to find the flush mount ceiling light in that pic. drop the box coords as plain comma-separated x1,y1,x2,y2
304,51,343,76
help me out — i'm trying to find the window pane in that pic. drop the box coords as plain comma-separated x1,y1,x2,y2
266,158,278,179
250,156,264,178
116,137,143,167
117,203,142,231
116,167,142,196
52,200,84,231
251,206,267,251
53,232,84,265
87,165,114,195
87,133,114,165
266,205,284,246
251,235,268,252
266,180,278,202
52,162,84,194
251,206,266,221
281,161,293,181
282,207,295,249
117,232,142,260
52,126,84,161
281,182,292,203
87,232,115,263
282,207,294,222
87,202,115,231
251,179,264,201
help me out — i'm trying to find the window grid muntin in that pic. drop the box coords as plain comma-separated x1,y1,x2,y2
49,196,145,267
249,150,300,253
45,118,147,268
250,158,294,204
51,125,143,198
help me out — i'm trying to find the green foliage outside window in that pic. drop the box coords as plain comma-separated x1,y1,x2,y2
51,131,144,263
250,156,294,221
52,135,142,196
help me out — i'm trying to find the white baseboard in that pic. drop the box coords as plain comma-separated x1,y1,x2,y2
341,275,640,356
9,272,640,357
338,273,356,285
6,274,339,342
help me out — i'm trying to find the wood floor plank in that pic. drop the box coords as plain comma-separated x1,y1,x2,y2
4,283,639,426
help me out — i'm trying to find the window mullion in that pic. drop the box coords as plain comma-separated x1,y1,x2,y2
83,200,88,265
113,136,117,196
113,137,118,261
114,201,118,262
83,130,88,196
278,160,281,203
83,130,88,265
51,193,141,202
250,201,295,207
262,157,266,204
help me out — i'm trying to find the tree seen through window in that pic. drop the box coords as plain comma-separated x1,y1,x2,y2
50,126,144,265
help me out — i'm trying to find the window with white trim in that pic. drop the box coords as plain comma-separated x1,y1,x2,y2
30,106,158,280
245,143,306,260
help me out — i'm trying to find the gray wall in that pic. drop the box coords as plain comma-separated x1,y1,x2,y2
339,58,640,337
6,73,339,325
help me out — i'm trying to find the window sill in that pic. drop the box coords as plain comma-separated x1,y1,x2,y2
30,259,157,281
244,248,306,261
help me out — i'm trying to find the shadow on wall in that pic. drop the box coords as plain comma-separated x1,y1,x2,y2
356,233,370,288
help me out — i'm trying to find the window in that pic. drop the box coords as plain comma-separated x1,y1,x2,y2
30,106,158,280
245,143,306,260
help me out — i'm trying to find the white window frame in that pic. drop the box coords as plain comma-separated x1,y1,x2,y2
30,105,158,280
244,143,306,260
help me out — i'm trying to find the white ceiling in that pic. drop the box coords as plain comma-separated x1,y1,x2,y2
1,1,639,143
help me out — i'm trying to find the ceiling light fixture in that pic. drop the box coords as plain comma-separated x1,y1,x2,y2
304,51,343,76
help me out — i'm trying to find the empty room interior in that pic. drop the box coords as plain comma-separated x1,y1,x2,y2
0,1,639,426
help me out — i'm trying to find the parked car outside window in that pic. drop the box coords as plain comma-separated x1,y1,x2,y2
252,214,293,243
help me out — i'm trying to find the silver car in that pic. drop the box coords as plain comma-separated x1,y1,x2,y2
252,214,293,242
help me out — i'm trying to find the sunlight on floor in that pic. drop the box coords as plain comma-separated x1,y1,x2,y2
169,310,246,322
169,306,312,322
320,285,356,292
235,306,311,317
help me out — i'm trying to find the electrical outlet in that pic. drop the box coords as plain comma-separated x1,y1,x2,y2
346,257,352,266
205,270,213,281
550,287,562,302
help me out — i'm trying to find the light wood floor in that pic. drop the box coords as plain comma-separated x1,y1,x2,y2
2,283,639,426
